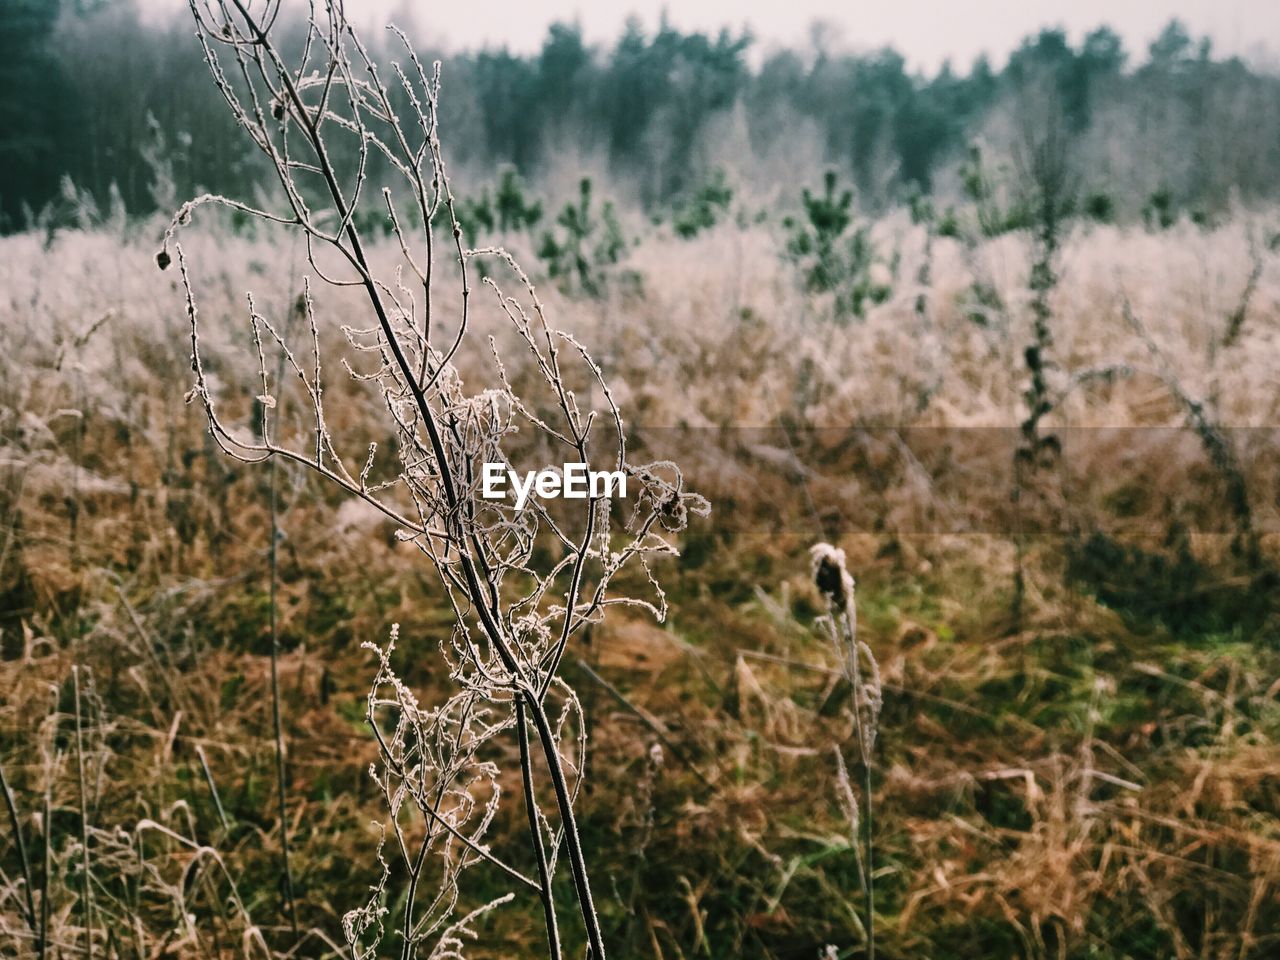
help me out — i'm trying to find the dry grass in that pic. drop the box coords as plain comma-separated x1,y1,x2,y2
3,204,1280,957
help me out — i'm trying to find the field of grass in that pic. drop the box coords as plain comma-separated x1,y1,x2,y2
3,200,1280,959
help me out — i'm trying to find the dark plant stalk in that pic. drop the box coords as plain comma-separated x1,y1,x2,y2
40,779,50,960
398,822,433,960
517,698,562,960
1220,242,1262,352
195,745,230,834
1013,149,1068,621
0,761,39,947
524,688,604,960
72,666,94,959
132,826,146,959
815,545,877,960
841,616,875,960
269,449,299,939
1123,298,1257,564
861,754,874,960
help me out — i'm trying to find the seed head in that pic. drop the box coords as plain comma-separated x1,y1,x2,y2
810,542,853,609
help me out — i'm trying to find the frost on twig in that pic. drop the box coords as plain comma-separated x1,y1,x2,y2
162,2,704,956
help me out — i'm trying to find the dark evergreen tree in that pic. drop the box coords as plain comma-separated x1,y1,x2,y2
0,0,72,229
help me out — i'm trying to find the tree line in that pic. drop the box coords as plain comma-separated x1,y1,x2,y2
3,0,1278,231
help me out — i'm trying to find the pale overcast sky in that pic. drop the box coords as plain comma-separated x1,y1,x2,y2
146,1,1278,72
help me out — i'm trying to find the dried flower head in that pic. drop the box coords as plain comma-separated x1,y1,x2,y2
810,541,854,609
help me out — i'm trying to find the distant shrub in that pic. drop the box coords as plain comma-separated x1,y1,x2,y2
537,177,631,296
672,169,733,239
784,170,890,320
1083,191,1114,223
961,145,1035,237
906,189,934,227
1143,187,1176,230
456,166,543,245
936,207,962,238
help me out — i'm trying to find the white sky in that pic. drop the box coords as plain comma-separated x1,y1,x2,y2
148,1,1279,72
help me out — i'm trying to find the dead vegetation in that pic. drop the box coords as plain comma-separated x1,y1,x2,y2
4,185,1280,955
3,6,1280,958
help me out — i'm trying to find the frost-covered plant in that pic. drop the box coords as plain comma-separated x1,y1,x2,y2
156,3,706,957
811,543,881,960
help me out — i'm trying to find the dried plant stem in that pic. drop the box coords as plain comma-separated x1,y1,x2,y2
364,709,540,890
261,56,610,949
517,699,562,960
72,665,94,959
399,812,434,960
1122,297,1255,560
812,544,881,960
573,658,710,788
0,761,39,946
838,611,876,960
344,153,607,958
40,780,51,960
524,689,605,959
164,6,701,956
1219,241,1262,352
194,745,230,834
268,442,300,940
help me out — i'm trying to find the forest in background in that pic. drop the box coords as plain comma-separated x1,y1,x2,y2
4,0,1280,233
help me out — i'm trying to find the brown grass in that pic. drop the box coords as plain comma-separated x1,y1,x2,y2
3,206,1280,957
